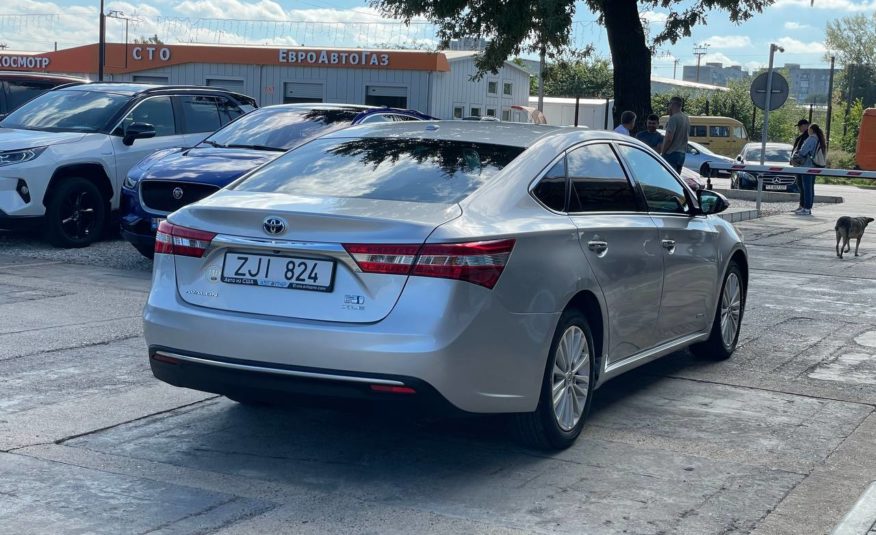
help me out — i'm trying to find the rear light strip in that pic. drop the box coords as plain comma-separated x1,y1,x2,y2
343,239,515,289
155,221,216,258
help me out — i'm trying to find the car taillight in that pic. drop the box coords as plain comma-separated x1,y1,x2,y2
155,221,216,258
413,239,515,289
343,244,420,274
343,239,515,289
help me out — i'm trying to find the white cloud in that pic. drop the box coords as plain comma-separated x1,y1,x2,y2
773,0,876,11
776,36,827,53
784,21,811,30
641,11,669,25
705,35,752,49
174,0,287,20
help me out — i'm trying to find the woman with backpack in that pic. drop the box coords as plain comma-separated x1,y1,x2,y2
794,123,827,216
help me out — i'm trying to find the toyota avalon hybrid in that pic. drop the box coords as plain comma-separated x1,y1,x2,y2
143,122,748,450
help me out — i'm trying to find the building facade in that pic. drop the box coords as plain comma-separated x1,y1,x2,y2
682,62,748,87
0,43,531,120
783,63,832,105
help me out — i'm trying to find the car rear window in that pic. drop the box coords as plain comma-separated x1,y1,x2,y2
232,138,524,203
204,107,361,150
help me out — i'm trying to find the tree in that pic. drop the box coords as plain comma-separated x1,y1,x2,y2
371,0,774,126
825,13,876,67
544,56,613,99
134,35,163,45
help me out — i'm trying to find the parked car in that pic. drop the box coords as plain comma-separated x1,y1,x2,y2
0,82,257,247
731,142,798,192
684,140,734,178
120,103,432,258
0,71,88,119
143,122,748,450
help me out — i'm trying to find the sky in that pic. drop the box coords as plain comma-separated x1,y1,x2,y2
0,0,872,75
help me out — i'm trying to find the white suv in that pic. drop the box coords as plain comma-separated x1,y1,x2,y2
0,83,256,247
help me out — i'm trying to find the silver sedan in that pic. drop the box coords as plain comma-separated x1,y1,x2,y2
144,122,748,450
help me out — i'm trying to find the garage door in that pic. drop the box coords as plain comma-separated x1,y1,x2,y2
133,75,169,85
206,78,245,94
284,82,323,104
365,86,408,108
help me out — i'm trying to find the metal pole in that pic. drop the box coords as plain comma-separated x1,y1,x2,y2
604,97,609,129
758,44,779,214
809,103,813,123
574,95,580,127
98,0,106,81
826,56,835,151
537,46,546,112
844,65,855,137
124,18,129,68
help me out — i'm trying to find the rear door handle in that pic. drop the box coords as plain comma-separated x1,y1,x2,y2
662,239,676,252
588,240,608,254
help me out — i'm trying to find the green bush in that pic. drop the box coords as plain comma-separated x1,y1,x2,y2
827,150,857,169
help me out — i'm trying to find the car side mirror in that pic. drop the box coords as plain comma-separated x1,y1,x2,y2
735,155,743,162
698,189,729,216
123,122,156,146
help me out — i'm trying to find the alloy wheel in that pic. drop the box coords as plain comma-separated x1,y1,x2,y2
720,272,742,348
60,190,97,241
551,326,591,432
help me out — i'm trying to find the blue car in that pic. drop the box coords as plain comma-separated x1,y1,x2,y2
120,104,432,257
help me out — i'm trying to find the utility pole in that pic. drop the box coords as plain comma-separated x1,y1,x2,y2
98,0,106,81
673,58,679,80
693,44,709,82
758,43,784,214
826,56,835,150
843,64,855,138
537,46,546,112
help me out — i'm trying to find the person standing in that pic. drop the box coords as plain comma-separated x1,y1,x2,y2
791,119,810,211
795,124,827,216
636,114,664,151
661,96,689,173
614,111,636,136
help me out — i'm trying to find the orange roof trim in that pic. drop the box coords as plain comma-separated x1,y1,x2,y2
0,43,451,74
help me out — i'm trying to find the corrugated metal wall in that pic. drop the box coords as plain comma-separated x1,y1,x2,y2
112,64,432,112
429,57,531,121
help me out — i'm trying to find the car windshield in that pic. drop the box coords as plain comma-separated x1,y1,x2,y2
231,137,525,204
746,148,792,162
1,90,129,133
204,107,362,151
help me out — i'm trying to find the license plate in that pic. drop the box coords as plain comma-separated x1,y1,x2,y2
151,217,165,231
221,253,336,292
765,185,786,191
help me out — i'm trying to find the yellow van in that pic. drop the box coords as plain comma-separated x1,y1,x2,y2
659,115,748,157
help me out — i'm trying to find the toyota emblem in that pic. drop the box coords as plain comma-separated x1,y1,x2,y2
263,216,287,235
172,187,184,200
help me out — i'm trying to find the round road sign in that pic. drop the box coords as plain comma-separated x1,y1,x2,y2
750,72,789,111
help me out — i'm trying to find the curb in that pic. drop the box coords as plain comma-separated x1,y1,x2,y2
714,188,844,204
832,482,876,535
719,209,759,224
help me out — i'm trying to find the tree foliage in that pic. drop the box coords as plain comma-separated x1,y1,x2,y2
133,34,164,45
370,0,776,127
543,56,613,99
825,13,876,66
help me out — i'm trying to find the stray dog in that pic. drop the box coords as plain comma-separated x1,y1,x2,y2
835,216,875,258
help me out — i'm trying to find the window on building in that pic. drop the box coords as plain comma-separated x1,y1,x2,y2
283,82,323,104
487,80,498,95
503,82,513,96
453,106,464,119
205,78,245,94
617,145,689,215
132,75,169,85
486,108,497,117
470,107,482,117
365,85,408,108
121,96,176,136
501,108,512,122
180,96,222,134
567,144,638,213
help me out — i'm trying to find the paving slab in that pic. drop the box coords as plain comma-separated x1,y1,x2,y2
0,453,274,535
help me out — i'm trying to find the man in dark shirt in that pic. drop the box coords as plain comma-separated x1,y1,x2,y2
636,114,664,151
792,119,810,210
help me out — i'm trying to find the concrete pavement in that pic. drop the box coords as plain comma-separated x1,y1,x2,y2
1,184,875,534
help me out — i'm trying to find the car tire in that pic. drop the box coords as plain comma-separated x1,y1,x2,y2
44,177,106,248
512,310,596,450
700,163,710,178
692,262,745,361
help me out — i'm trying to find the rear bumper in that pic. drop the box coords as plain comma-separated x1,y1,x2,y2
149,348,464,414
143,255,559,414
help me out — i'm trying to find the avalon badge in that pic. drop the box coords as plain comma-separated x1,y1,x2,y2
263,216,287,235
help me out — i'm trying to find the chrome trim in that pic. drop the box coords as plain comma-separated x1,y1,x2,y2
139,179,221,216
600,332,709,383
210,234,362,272
154,351,406,386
